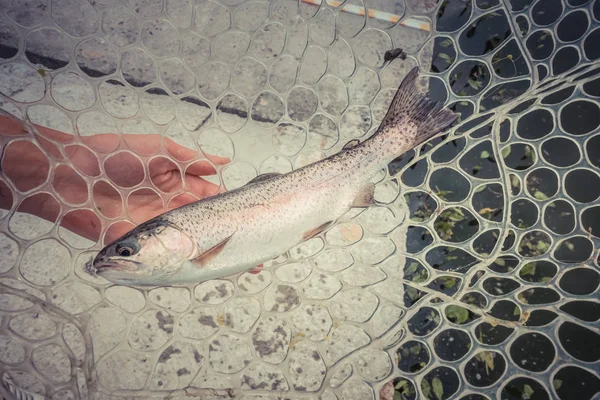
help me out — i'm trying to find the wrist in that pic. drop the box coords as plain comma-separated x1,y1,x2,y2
1,139,50,193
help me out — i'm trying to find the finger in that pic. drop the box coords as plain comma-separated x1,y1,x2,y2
185,175,223,199
164,137,198,161
185,160,217,176
203,153,230,166
185,155,230,176
166,137,229,165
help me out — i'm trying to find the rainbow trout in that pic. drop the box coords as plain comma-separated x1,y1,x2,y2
89,67,458,286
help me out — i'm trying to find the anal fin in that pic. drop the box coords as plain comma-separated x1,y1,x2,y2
190,233,234,267
302,221,334,240
351,183,375,208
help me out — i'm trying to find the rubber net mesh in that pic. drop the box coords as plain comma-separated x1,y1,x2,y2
0,0,598,399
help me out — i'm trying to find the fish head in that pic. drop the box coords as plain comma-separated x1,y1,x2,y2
91,220,196,286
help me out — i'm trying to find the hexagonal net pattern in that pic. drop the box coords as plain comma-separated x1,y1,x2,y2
0,0,598,399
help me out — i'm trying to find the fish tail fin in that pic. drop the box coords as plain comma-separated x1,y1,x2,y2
377,66,459,146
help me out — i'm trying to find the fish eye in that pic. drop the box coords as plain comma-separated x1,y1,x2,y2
116,245,134,257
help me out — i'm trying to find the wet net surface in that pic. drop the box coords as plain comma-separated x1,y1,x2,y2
0,0,598,399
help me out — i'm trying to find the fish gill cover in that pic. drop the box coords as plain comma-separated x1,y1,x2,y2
0,0,598,399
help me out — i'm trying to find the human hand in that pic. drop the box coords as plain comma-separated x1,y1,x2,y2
0,114,229,243
94,140,229,243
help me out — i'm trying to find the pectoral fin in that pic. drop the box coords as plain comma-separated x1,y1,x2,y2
351,183,375,207
190,234,234,267
249,264,264,275
302,221,334,240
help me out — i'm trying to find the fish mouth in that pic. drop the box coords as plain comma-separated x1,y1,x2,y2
93,260,140,273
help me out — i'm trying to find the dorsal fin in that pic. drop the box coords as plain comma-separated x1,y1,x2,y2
247,172,281,185
343,139,361,150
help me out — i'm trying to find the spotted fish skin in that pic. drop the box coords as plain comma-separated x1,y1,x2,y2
92,67,459,286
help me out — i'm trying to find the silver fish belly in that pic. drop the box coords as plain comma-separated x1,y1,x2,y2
91,66,459,286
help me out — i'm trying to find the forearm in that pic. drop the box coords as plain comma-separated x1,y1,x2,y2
1,116,98,240
1,140,50,191
0,114,226,244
